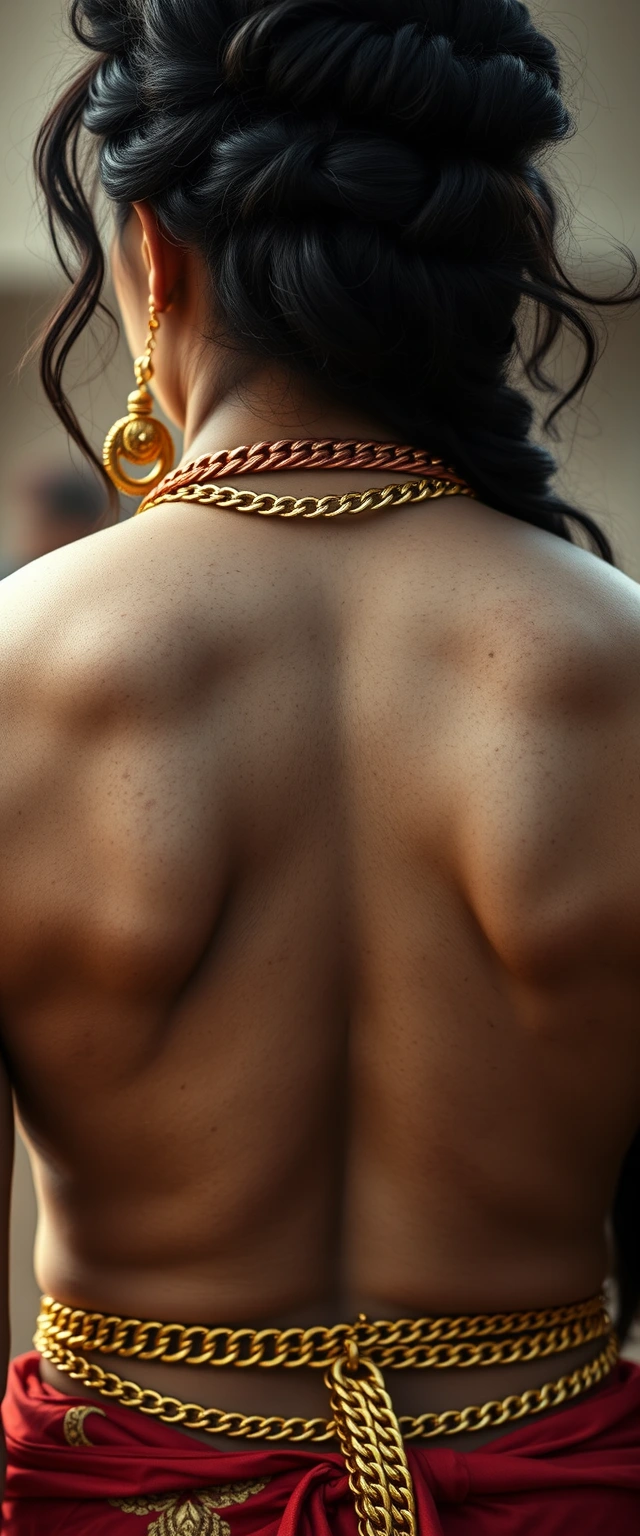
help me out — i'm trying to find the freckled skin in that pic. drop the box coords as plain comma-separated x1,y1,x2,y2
0,486,640,1446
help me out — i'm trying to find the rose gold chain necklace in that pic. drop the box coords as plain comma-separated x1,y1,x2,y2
138,439,473,515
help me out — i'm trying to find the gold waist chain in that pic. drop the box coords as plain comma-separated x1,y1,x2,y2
36,1295,618,1536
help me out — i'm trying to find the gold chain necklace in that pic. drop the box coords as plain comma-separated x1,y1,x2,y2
135,477,472,520
137,439,473,513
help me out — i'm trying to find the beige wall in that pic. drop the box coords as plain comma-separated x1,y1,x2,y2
10,1138,39,1358
0,0,82,285
1,0,640,1359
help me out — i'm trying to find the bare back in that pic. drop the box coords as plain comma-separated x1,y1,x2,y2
1,487,640,1425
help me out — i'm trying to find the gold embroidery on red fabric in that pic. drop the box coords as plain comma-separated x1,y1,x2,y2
110,1479,269,1536
63,1404,106,1446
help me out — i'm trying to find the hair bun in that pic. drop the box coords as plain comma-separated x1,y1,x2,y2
207,120,429,227
222,0,568,162
38,0,630,567
85,56,141,137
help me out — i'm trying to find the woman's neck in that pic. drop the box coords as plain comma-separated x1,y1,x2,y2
181,363,395,462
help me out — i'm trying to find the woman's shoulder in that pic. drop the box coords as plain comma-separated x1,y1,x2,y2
448,497,640,705
0,513,198,718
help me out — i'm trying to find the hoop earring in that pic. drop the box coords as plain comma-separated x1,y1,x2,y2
103,300,175,497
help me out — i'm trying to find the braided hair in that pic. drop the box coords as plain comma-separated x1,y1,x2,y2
36,0,640,1342
38,0,638,558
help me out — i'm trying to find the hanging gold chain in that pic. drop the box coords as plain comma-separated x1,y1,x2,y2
136,477,472,519
327,1355,416,1536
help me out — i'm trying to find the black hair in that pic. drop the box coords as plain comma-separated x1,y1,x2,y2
35,0,640,1338
37,0,639,555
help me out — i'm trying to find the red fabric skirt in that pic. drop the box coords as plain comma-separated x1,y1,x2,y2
3,1352,640,1535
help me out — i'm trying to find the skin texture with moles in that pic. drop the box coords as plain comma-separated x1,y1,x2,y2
0,210,639,1452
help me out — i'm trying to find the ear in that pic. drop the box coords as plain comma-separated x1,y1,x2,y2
131,202,184,313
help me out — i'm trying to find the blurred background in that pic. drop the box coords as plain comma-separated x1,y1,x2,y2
1,0,639,1355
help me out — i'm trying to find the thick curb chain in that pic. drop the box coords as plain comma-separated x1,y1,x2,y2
34,1326,618,1445
34,1322,618,1536
328,1357,416,1536
35,1328,336,1442
403,1332,619,1438
140,440,470,508
136,478,473,519
37,1294,610,1371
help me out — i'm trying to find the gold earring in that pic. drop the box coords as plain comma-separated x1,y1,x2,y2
103,300,174,497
